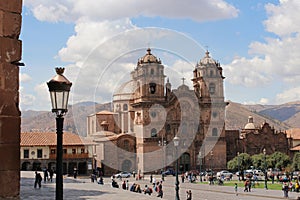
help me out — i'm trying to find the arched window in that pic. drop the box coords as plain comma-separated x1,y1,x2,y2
166,124,171,133
124,139,130,151
150,68,154,75
209,83,215,94
149,82,156,94
123,104,128,111
212,128,218,136
151,128,157,137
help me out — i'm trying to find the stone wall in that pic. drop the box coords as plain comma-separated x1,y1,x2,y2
0,0,22,198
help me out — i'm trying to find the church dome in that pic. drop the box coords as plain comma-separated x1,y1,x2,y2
113,80,137,101
199,51,217,65
244,116,256,130
138,48,161,65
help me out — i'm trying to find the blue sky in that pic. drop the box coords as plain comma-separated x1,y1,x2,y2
20,0,300,111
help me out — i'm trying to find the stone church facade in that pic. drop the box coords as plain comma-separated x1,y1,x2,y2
87,48,227,175
226,116,291,162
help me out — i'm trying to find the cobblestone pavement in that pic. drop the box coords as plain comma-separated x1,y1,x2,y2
20,172,300,200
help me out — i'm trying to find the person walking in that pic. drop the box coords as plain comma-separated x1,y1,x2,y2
186,190,192,200
234,183,238,196
34,171,42,189
49,168,54,182
157,182,163,198
150,174,153,183
283,182,289,198
43,168,48,183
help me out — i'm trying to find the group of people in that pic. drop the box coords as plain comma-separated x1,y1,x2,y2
181,172,197,183
43,167,54,183
34,167,54,189
109,175,165,198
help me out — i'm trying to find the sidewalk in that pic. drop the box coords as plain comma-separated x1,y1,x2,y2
20,171,300,200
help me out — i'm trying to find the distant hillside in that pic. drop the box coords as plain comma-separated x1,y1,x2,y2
21,102,112,136
243,101,300,128
225,101,291,130
22,101,300,136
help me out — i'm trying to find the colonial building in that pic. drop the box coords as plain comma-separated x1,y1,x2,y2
226,116,291,161
21,132,95,175
87,48,227,175
286,128,300,157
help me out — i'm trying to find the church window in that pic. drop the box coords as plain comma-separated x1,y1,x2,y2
150,68,154,75
123,104,128,111
124,140,130,151
149,82,156,94
166,124,171,133
151,128,157,137
37,149,43,158
151,111,156,118
212,128,218,136
24,149,29,158
213,112,218,118
209,83,215,94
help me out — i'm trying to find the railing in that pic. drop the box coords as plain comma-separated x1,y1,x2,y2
49,153,90,159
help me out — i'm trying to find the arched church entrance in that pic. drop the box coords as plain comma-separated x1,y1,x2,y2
179,153,190,173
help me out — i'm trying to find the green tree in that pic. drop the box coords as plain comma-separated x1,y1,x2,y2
227,153,252,180
269,151,290,170
292,152,300,171
251,153,264,169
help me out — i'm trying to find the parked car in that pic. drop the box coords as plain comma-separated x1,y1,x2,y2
162,169,175,176
115,171,131,178
253,169,264,176
216,170,233,179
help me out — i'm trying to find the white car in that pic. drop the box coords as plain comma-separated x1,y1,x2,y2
115,172,131,178
216,170,233,179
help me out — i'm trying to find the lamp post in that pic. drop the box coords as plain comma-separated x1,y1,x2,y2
198,152,202,182
173,136,180,200
263,148,268,190
210,151,213,177
237,152,240,181
47,67,72,200
158,138,167,173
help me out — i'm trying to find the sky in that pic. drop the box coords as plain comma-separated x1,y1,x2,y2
19,0,300,111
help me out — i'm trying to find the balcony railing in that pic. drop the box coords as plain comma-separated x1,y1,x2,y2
49,153,90,160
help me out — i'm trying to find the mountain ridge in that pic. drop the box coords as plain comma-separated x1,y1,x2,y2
21,101,300,136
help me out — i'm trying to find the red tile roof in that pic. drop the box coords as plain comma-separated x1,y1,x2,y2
21,132,95,146
291,145,300,151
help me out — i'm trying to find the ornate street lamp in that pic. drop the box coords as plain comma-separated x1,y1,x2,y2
210,151,214,177
47,67,72,200
263,148,268,190
173,136,180,200
237,152,240,181
198,152,202,182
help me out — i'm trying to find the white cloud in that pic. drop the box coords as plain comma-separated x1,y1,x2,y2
223,1,300,104
24,0,238,23
276,87,300,104
19,86,36,110
264,0,300,37
20,73,32,83
259,98,269,105
64,27,204,105
223,56,272,87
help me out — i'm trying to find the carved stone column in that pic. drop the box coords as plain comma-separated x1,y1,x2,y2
0,0,22,198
